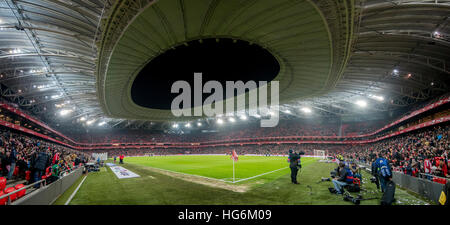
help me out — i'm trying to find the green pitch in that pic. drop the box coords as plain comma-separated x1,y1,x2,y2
124,155,315,183
54,155,433,205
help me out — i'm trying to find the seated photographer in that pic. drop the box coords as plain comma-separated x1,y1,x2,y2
331,162,353,194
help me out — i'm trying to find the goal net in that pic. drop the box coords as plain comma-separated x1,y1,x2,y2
92,152,108,161
313,150,326,159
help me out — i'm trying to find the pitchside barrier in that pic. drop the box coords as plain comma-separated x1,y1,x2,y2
358,162,445,204
9,167,83,205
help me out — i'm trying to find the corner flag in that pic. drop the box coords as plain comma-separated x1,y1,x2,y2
231,149,238,162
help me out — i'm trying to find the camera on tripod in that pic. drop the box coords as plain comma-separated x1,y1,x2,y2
343,193,362,205
343,192,379,205
370,176,377,183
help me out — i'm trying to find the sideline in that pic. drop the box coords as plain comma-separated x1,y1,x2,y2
64,175,87,205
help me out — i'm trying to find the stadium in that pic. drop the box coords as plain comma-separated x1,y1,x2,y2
0,0,449,213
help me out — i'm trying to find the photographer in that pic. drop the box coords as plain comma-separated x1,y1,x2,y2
371,158,380,190
288,149,300,184
331,162,352,194
375,151,392,193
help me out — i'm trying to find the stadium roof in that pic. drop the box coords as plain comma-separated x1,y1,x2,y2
0,0,449,130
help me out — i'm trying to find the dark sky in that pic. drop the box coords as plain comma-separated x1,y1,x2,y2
131,38,280,110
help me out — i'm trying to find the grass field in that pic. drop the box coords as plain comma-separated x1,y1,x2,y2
124,155,316,184
54,155,433,205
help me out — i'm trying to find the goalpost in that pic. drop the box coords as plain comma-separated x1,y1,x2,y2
313,150,327,159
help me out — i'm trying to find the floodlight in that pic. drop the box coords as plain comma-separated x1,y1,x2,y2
301,107,312,113
355,100,367,107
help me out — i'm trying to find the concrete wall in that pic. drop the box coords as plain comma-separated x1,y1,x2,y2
13,167,83,205
392,171,444,204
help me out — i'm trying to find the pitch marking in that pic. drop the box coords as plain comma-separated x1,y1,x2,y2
65,175,87,205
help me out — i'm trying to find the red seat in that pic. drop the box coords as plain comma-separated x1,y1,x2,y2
0,177,6,191
25,171,31,181
433,177,447,184
4,187,17,202
13,167,19,176
14,184,26,198
0,191,6,205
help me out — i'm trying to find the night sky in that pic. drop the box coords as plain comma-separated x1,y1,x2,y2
131,38,280,109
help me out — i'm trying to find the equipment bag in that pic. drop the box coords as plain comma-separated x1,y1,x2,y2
346,184,361,192
378,158,392,178
381,180,396,205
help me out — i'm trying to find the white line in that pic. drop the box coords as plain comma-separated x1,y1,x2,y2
135,159,316,184
232,167,288,183
144,166,234,183
64,175,87,205
232,160,316,183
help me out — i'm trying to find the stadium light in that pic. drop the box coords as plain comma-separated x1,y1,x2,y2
217,118,224,125
301,107,312,113
79,116,86,121
185,123,191,128
86,119,96,125
172,123,179,128
240,115,247,120
284,109,291,114
355,100,367,107
253,114,261,118
433,31,441,38
98,121,106,126
59,109,73,116
228,117,236,123
369,95,384,102
197,122,202,127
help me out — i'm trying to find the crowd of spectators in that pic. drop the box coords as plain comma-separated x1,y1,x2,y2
338,124,449,179
0,127,90,187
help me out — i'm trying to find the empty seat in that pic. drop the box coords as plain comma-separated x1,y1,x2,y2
0,191,6,205
13,167,19,176
14,184,26,198
25,171,31,181
4,187,17,202
0,177,6,191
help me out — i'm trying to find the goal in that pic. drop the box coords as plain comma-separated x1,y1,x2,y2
313,150,326,159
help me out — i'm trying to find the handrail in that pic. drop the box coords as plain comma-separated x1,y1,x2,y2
0,166,81,205
418,172,450,181
0,179,46,205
